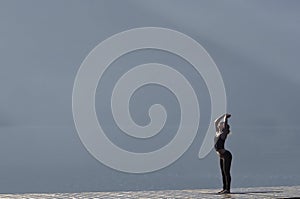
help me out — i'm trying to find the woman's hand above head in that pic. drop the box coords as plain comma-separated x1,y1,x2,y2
226,114,231,118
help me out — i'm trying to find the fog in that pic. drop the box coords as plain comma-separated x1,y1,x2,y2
0,0,299,193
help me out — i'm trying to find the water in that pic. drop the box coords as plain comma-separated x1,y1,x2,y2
0,126,299,193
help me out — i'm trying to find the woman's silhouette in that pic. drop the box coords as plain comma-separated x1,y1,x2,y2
214,113,232,194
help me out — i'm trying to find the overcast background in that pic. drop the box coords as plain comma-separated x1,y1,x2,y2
0,0,300,194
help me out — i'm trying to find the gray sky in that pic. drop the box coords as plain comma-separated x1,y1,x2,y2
0,0,300,194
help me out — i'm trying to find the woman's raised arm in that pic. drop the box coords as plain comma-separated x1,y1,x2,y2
214,114,226,131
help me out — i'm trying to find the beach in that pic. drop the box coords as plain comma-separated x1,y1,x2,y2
0,185,299,199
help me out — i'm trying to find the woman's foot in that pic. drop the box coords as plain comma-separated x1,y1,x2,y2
218,189,230,194
217,190,225,194
222,189,230,194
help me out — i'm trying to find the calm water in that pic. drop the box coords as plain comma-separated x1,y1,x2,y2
0,126,299,194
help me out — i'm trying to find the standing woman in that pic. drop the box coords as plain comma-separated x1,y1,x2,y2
214,113,232,194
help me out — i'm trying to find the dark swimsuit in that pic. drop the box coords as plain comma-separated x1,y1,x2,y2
214,126,232,191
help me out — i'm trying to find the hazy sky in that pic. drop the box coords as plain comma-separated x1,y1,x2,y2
0,0,300,194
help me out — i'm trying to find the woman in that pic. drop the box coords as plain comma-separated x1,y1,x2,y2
214,113,232,194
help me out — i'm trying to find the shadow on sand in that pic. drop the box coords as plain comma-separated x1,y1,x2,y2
230,190,283,194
